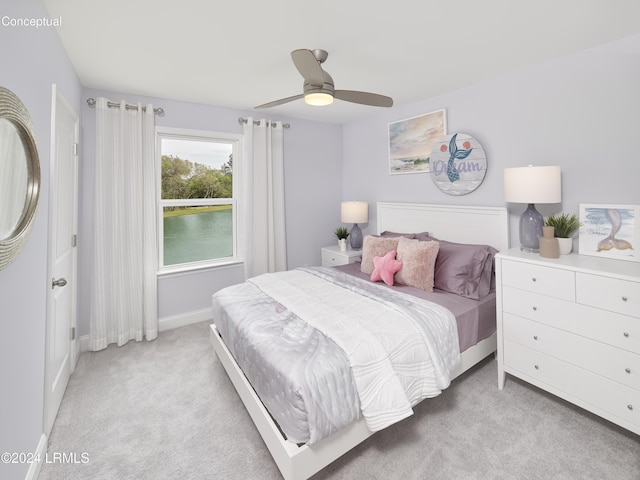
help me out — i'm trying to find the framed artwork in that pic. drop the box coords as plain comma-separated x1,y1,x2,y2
578,204,639,262
429,132,487,196
388,109,446,175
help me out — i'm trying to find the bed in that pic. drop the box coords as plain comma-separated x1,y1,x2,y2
209,202,509,480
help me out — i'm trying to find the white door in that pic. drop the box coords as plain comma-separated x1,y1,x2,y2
44,85,79,436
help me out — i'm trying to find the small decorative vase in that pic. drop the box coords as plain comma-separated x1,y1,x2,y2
338,238,347,252
539,226,560,259
557,237,573,255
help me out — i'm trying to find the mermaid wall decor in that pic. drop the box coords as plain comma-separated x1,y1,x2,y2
429,132,487,196
578,204,638,262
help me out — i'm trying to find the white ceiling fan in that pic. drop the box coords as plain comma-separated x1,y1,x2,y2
255,49,394,109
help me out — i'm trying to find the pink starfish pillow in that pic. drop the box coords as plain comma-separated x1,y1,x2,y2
370,250,403,286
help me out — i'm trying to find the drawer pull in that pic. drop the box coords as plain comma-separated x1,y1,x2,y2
624,332,630,338
622,296,628,302
534,365,539,370
532,277,537,282
628,405,634,411
533,335,538,341
625,368,631,374
532,306,538,312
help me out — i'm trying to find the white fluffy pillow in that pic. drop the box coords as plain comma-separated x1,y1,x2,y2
360,235,400,275
394,237,439,291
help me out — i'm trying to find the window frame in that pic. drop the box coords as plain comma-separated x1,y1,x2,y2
156,126,243,275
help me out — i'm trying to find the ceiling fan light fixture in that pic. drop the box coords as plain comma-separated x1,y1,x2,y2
304,92,333,106
255,49,393,109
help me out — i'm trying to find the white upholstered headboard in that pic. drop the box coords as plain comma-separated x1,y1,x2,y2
377,202,509,251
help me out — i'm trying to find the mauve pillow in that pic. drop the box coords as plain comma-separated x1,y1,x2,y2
414,232,432,242
361,236,400,274
379,231,427,239
425,235,498,299
394,237,439,292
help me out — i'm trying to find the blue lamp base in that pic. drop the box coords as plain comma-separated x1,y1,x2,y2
349,224,363,250
519,203,544,253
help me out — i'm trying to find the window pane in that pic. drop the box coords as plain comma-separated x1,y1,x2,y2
161,138,233,199
163,205,233,266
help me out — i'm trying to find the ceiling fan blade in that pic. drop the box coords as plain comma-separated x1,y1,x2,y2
254,94,304,109
334,90,393,107
291,49,325,87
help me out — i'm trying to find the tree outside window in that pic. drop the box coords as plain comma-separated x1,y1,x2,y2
157,129,241,270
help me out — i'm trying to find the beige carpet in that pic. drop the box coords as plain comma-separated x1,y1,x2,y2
39,321,640,480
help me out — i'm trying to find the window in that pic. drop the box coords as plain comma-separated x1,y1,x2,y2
156,127,242,272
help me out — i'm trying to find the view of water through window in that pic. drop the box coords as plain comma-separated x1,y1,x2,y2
158,133,236,268
163,206,233,266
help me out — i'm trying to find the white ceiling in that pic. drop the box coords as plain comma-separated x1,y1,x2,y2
43,0,640,124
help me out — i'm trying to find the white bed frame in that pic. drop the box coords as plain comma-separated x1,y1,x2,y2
209,202,509,480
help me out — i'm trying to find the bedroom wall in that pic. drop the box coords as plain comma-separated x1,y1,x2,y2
342,33,640,248
77,89,342,336
0,1,82,479
2,6,636,478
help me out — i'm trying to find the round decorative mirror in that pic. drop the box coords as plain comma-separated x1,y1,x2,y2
0,86,41,269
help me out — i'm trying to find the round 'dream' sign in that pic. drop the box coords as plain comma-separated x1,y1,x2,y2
429,133,487,195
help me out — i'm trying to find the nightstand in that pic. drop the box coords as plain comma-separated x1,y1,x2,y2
495,248,640,435
321,245,362,267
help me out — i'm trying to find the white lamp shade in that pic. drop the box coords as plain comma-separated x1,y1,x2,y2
341,201,368,223
503,166,561,204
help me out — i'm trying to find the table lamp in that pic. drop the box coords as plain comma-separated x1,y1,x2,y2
341,201,368,250
504,165,561,252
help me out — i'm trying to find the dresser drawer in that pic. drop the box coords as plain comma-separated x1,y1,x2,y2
502,285,574,323
576,272,640,318
504,340,639,428
502,286,640,354
503,313,640,390
501,260,575,301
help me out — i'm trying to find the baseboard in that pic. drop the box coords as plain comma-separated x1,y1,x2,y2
158,308,213,332
79,308,213,352
24,433,47,480
79,334,90,353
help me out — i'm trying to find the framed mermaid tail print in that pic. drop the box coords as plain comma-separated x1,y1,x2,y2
579,204,639,262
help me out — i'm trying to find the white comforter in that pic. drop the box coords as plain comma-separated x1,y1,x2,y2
249,268,460,433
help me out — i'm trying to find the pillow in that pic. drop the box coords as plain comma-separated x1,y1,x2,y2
394,237,439,291
370,250,403,286
379,231,416,239
426,236,498,299
361,236,400,274
414,232,432,242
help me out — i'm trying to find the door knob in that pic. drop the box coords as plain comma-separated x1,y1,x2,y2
52,277,67,289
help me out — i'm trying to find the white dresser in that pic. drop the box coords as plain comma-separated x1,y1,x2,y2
495,248,640,435
321,245,362,267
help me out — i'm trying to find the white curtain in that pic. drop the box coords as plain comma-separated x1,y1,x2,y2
89,98,158,351
242,118,287,278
